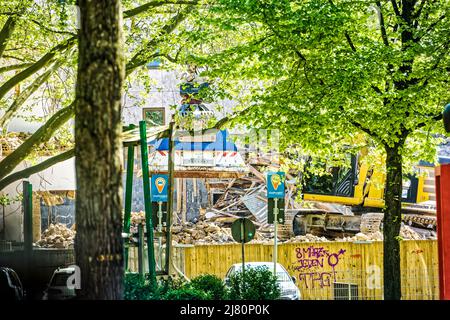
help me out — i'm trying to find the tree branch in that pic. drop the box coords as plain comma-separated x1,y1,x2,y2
30,19,77,36
0,15,18,58
338,105,385,144
126,6,194,74
412,0,426,20
0,36,76,101
390,0,401,17
0,62,33,73
0,56,68,128
415,113,443,129
123,0,198,18
0,149,75,191
415,14,446,43
376,2,390,47
344,32,357,52
0,101,75,180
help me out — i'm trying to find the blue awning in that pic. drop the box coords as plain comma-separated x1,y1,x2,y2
149,129,238,152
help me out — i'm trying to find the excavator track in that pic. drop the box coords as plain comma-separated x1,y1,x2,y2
402,214,436,229
287,205,437,237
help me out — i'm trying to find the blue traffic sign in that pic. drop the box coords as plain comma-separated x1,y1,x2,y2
267,172,285,199
151,174,168,202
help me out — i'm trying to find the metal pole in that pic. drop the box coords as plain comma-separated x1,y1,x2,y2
158,201,163,271
139,120,156,282
241,218,245,284
123,144,135,270
23,181,33,253
138,224,144,279
165,119,175,274
273,198,278,274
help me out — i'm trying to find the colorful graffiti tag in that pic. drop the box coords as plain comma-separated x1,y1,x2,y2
291,246,346,289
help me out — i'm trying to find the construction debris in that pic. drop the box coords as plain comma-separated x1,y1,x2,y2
36,223,76,248
284,234,330,243
336,225,436,242
172,221,233,245
171,214,270,245
131,211,146,226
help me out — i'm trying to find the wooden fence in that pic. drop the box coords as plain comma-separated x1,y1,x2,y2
174,240,439,300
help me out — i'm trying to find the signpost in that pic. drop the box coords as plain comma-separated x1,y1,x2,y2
151,174,168,271
139,121,156,283
267,171,285,274
231,218,256,278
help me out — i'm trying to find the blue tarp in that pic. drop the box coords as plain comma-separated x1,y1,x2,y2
148,129,238,152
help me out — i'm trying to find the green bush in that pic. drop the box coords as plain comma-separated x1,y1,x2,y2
124,273,159,300
225,266,281,300
163,287,211,300
190,274,226,300
124,273,188,300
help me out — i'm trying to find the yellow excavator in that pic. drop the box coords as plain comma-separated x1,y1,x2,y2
286,151,438,238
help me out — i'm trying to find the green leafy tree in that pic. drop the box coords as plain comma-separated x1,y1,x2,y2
0,0,201,191
184,0,450,299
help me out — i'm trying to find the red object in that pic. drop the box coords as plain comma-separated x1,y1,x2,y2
435,164,450,300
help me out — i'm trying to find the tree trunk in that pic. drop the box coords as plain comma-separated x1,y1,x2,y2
75,0,125,300
383,145,403,300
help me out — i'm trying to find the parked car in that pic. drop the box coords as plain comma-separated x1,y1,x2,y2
42,266,76,300
224,262,301,300
0,267,25,300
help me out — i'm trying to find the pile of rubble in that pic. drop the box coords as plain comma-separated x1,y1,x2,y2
335,225,436,242
0,132,28,157
172,221,233,245
284,234,330,243
131,211,146,225
336,232,384,242
36,223,76,248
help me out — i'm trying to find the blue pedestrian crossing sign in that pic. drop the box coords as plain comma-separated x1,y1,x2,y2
267,172,285,199
151,174,168,202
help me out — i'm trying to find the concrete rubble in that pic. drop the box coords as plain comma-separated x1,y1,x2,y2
36,223,76,248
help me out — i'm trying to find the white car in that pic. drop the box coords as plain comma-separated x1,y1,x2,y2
224,262,301,300
42,267,76,300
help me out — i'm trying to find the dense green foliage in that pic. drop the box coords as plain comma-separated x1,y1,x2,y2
124,270,280,300
185,0,450,165
189,274,226,300
180,0,450,300
164,287,211,300
124,273,159,300
225,266,281,300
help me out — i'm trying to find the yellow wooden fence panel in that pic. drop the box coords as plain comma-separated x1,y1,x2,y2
178,240,438,300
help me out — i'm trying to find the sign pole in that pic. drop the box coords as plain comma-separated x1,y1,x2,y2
158,201,163,270
165,119,175,275
231,218,255,288
240,218,245,282
138,223,144,279
123,143,135,270
273,198,278,274
139,120,156,283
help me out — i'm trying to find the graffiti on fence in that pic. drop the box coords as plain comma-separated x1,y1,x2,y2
291,246,346,289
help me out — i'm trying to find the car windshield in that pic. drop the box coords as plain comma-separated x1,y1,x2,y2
276,271,292,282
50,272,72,286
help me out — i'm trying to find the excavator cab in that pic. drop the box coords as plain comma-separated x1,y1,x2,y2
303,154,358,198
